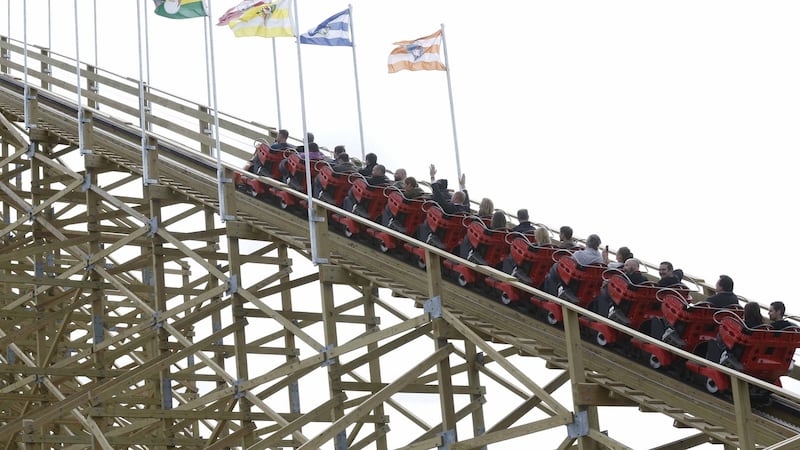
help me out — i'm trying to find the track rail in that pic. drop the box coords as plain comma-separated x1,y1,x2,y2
1,37,799,448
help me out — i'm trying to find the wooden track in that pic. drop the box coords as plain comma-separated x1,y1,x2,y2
0,35,799,449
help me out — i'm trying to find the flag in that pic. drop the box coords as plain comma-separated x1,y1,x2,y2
388,30,446,73
216,0,265,26
153,0,207,19
228,0,294,38
299,9,352,47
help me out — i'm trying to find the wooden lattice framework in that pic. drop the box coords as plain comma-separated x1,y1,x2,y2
0,34,798,450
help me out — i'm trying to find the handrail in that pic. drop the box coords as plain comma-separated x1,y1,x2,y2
1,33,798,405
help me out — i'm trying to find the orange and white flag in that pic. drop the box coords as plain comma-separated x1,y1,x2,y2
387,30,446,73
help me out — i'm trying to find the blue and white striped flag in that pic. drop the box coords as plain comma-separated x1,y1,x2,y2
299,9,352,46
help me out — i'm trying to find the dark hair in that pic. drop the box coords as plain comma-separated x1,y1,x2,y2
278,129,289,139
517,209,529,222
660,261,674,271
334,145,346,156
586,234,601,250
491,211,507,229
365,152,377,164
307,132,315,143
617,246,633,261
337,152,350,162
744,302,763,328
718,275,734,292
771,301,786,316
405,176,418,188
560,226,573,239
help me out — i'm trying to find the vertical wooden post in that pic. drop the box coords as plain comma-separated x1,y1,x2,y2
39,49,51,91
730,376,754,450
425,250,457,448
0,37,9,74
85,64,98,110
562,306,599,450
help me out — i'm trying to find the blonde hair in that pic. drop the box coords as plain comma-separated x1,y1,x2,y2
534,227,551,245
478,198,494,217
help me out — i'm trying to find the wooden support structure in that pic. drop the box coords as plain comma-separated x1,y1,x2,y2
0,33,796,450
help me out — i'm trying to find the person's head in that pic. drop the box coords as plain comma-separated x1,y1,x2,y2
534,227,551,245
744,302,763,326
452,191,466,205
616,246,633,263
403,176,418,191
716,275,734,293
334,145,346,157
306,132,315,143
769,301,786,322
559,226,573,241
365,152,377,165
307,142,319,153
394,168,407,181
478,198,494,217
622,258,640,274
372,164,386,177
586,234,601,250
658,261,674,279
490,211,507,229
276,129,289,143
336,152,350,163
517,209,529,222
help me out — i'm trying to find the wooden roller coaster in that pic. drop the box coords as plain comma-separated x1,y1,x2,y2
0,35,799,449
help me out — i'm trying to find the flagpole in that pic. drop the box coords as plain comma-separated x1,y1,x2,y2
348,4,365,160
135,0,153,184
440,23,461,183
292,0,323,265
204,0,232,222
272,38,282,130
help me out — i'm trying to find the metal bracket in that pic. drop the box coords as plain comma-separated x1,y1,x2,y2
320,344,336,367
82,172,92,192
26,142,35,158
147,217,158,237
437,429,456,450
226,275,238,295
567,410,589,438
424,295,443,318
232,379,246,399
152,311,163,329
84,255,94,271
34,261,43,278
202,127,213,136
92,315,104,344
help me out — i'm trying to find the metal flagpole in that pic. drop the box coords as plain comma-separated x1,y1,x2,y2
22,0,29,130
440,23,461,183
347,4,365,160
73,0,87,155
47,0,51,50
92,0,99,109
135,0,154,185
204,0,232,222
272,38,282,130
292,0,324,265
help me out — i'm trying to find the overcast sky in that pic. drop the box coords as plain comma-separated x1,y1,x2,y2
7,1,800,306
4,1,800,446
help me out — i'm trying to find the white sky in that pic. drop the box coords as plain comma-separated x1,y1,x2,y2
7,0,799,306
4,1,800,446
